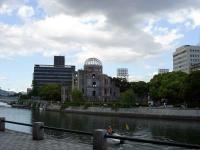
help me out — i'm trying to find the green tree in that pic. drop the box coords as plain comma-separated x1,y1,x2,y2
113,77,130,92
149,71,187,104
29,80,39,96
182,70,200,107
71,89,84,103
130,81,149,98
39,84,61,101
120,89,136,106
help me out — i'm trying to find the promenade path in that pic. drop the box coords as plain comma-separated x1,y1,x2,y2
0,130,92,150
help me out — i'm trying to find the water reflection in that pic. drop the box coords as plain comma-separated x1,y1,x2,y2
0,107,32,133
150,120,200,144
32,110,200,145
1,107,200,149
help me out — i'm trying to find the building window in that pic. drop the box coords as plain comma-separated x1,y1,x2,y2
92,74,95,78
105,79,107,85
92,91,96,96
82,88,84,94
104,89,107,95
92,81,96,87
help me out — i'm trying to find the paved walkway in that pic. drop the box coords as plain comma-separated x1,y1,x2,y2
0,130,92,150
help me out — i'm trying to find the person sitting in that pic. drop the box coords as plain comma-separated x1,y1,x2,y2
107,126,113,135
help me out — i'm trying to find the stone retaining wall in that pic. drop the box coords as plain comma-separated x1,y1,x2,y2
63,107,200,120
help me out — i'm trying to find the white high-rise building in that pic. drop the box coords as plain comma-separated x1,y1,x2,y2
117,68,129,80
173,45,200,73
158,69,169,74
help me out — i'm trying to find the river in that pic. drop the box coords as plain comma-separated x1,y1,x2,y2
1,106,200,149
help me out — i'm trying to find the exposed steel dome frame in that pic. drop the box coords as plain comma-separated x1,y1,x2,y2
84,58,102,66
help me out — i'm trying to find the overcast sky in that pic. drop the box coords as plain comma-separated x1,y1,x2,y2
0,0,200,92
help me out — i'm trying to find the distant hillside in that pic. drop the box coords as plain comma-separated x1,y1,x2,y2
0,89,16,96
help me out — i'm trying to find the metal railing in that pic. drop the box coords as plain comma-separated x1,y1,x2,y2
1,118,200,149
42,125,93,136
3,120,33,127
2,120,92,136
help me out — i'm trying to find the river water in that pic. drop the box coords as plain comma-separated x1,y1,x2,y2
1,106,200,149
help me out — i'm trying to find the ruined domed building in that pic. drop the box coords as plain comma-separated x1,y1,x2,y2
73,58,120,101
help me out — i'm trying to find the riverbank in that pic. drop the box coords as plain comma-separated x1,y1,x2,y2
10,100,200,121
50,106,200,121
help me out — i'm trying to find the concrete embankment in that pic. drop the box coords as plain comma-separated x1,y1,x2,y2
60,107,200,121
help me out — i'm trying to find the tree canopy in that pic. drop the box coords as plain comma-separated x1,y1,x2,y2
39,84,61,101
120,89,136,105
149,71,187,104
182,70,200,107
71,89,84,103
29,80,39,96
113,77,130,92
130,81,149,98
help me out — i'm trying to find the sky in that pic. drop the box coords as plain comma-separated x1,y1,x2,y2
0,0,200,92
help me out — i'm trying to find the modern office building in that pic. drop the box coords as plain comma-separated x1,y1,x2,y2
73,58,120,101
173,45,200,73
158,69,169,74
33,56,75,88
191,63,200,72
117,68,129,80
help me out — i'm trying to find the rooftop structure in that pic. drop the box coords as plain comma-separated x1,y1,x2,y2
54,56,65,67
117,68,129,80
84,58,103,74
84,58,102,66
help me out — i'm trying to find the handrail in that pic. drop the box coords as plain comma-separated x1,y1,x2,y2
42,126,93,136
3,120,33,127
1,120,92,136
2,119,200,149
105,134,200,149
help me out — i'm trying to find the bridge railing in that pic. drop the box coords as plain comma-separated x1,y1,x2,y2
1,117,200,150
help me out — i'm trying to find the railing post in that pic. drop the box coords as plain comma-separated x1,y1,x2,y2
0,117,5,132
93,129,107,150
32,122,44,140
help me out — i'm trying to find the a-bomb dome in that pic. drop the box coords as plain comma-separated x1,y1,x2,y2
84,58,102,66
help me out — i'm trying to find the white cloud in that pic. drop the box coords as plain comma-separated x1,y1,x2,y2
144,21,184,50
0,75,7,81
2,0,200,91
0,13,162,64
167,9,189,24
129,75,145,82
189,9,200,28
1,0,200,65
154,29,184,47
17,5,35,19
167,8,200,29
0,0,24,16
0,4,13,15
129,73,155,82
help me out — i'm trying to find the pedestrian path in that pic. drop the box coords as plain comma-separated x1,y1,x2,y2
0,130,92,150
